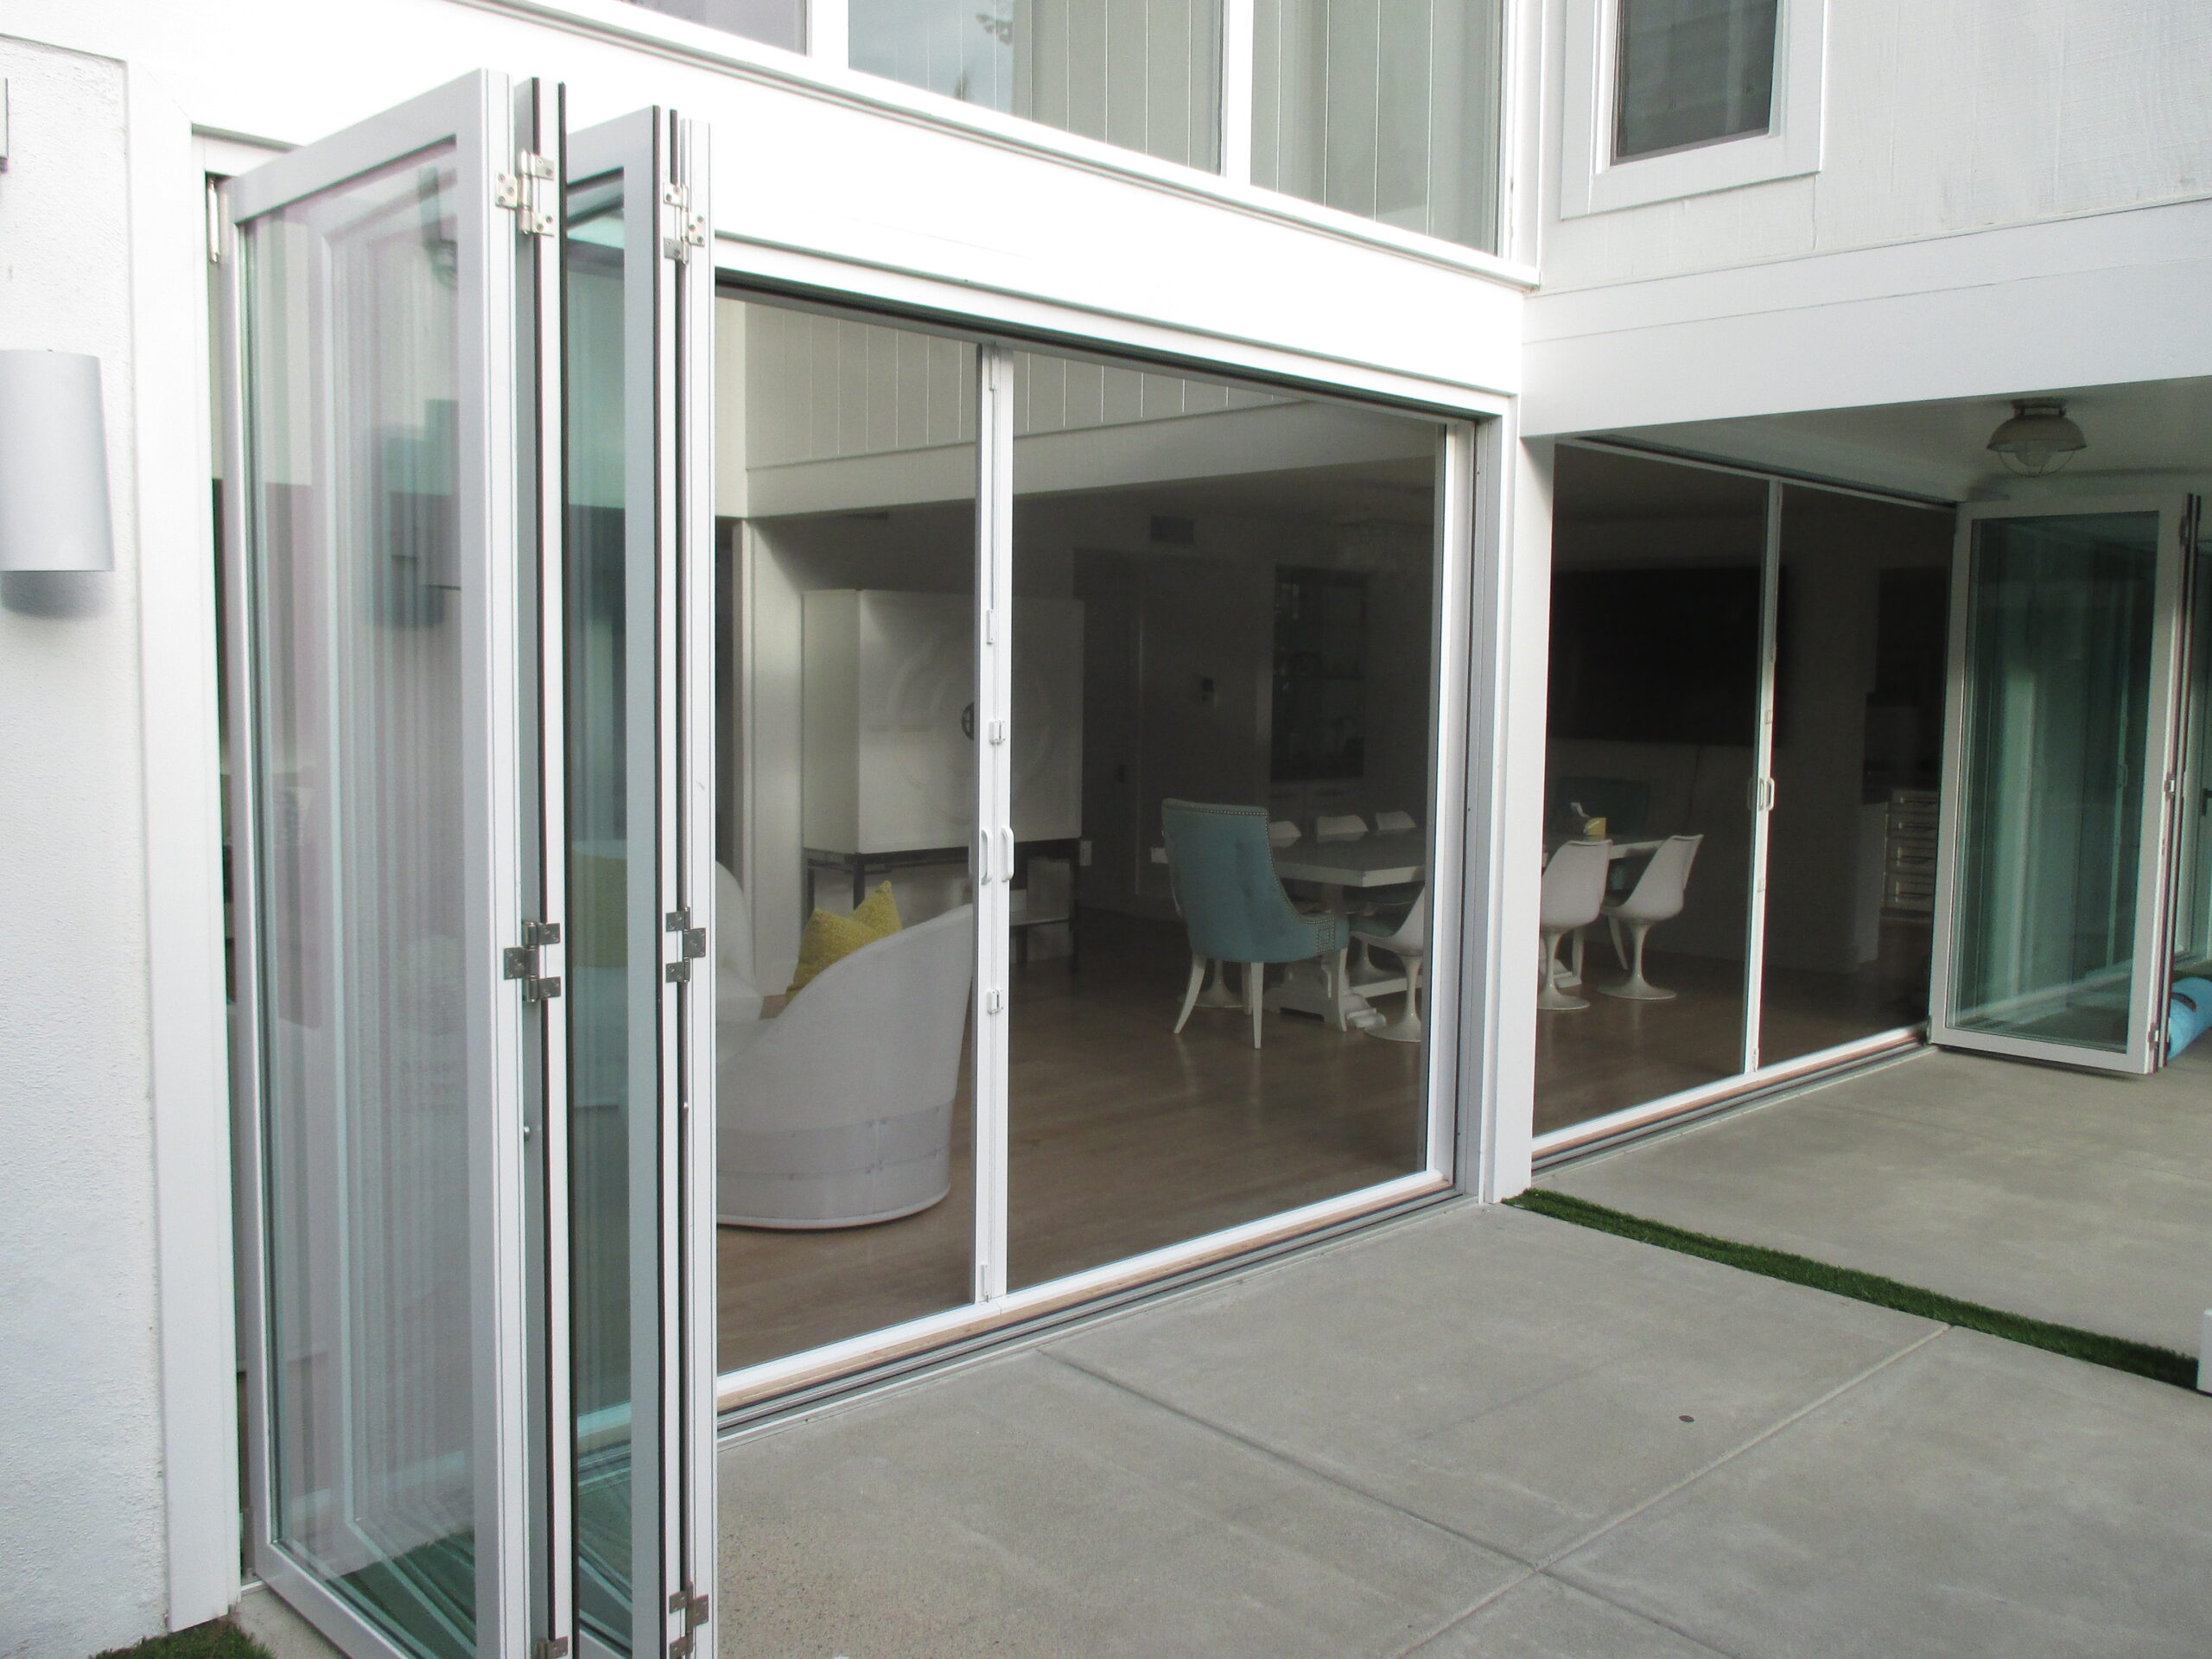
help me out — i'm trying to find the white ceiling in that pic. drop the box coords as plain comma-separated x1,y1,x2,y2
1605,375,2212,503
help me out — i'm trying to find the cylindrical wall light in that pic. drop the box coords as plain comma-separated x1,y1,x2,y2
0,350,115,572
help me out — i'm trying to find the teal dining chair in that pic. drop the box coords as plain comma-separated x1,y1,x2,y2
1162,798,1351,1049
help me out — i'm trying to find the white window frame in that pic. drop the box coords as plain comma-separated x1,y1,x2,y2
703,257,1512,1414
1559,0,1825,219
464,0,1537,281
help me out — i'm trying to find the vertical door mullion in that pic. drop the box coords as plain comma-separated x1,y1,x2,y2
973,345,1016,1305
461,79,534,1659
1423,422,1477,1182
2130,498,2198,1068
1739,481,1783,1078
670,113,718,1659
529,75,576,1659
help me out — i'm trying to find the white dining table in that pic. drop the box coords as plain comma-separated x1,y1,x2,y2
1152,833,1427,1027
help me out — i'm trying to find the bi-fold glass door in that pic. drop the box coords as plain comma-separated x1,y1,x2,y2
1930,497,2200,1073
223,72,714,1659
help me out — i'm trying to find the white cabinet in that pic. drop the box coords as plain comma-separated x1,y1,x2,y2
802,589,1084,854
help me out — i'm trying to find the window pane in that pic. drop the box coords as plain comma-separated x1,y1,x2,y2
714,301,982,1374
241,146,479,1659
850,0,1224,171
1003,349,1444,1288
1253,0,1504,251
1614,0,1777,162
621,0,806,53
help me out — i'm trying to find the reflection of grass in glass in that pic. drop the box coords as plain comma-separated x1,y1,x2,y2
96,1621,271,1659
335,1529,475,1659
578,1447,636,1652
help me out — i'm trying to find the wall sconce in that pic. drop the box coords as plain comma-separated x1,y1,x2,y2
1986,398,2088,479
0,350,115,572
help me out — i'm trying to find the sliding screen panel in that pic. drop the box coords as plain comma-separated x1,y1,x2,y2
1535,447,1765,1137
1931,499,2195,1073
224,73,538,1659
1756,487,1952,1069
714,299,983,1372
1001,348,1445,1290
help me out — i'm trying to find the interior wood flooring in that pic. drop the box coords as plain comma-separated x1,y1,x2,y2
1535,925,1931,1135
717,910,1426,1376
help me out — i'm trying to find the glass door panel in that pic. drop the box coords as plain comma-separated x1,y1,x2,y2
1932,500,2194,1072
560,106,715,1659
226,73,537,1659
1535,447,1766,1136
713,299,983,1372
1757,487,1953,1069
1001,346,1445,1289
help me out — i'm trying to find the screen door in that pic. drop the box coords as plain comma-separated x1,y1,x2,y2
1930,496,2198,1074
224,71,715,1659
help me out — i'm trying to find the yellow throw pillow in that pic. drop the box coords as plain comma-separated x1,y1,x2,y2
785,881,903,997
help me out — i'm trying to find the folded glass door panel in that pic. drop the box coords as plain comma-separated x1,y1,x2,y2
223,72,543,1659
1931,499,2196,1073
561,107,716,1659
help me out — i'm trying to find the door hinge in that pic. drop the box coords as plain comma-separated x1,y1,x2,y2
669,1587,709,1629
505,918,563,1001
496,150,556,237
660,181,705,261
532,1640,570,1659
664,907,707,982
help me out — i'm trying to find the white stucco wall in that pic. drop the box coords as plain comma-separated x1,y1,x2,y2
1538,0,2212,290
0,35,173,1659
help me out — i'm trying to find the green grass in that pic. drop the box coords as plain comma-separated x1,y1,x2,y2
1509,1187,2201,1390
94,1620,270,1659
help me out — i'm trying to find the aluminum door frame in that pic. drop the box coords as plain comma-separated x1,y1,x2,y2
1929,493,2199,1074
222,69,547,1659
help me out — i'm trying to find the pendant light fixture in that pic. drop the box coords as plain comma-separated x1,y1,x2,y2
1986,398,2088,477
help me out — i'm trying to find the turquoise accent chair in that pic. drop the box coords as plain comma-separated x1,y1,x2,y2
1162,798,1351,1049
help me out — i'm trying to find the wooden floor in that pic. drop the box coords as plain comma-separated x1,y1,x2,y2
1534,924,1931,1135
716,911,1426,1375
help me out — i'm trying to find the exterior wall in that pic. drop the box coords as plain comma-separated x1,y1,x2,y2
0,36,174,1659
1539,0,2212,291
0,2,1529,1650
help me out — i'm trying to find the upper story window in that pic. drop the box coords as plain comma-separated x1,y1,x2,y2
1613,0,1776,161
618,0,1504,253
849,0,1224,172
1560,0,1822,218
628,0,805,53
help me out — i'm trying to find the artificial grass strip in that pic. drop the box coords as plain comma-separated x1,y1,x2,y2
95,1619,271,1659
1509,1187,2200,1391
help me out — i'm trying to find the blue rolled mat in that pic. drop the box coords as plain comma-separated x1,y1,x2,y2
2167,976,2212,1059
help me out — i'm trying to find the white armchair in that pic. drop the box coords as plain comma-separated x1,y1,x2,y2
716,904,975,1229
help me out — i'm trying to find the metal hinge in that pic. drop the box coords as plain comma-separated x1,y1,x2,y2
660,181,705,261
505,918,563,1001
496,150,557,237
668,1587,709,1629
664,906,708,982
532,1640,570,1659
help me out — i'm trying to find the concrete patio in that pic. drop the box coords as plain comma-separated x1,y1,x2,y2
715,1198,2212,1657
1544,1044,2212,1354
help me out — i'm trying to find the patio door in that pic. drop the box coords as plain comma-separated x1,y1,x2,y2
1930,497,2199,1073
223,72,715,1659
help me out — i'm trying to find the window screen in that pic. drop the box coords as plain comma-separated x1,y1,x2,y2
1613,0,1777,161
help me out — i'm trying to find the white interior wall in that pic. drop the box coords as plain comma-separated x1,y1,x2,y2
0,37,174,1659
